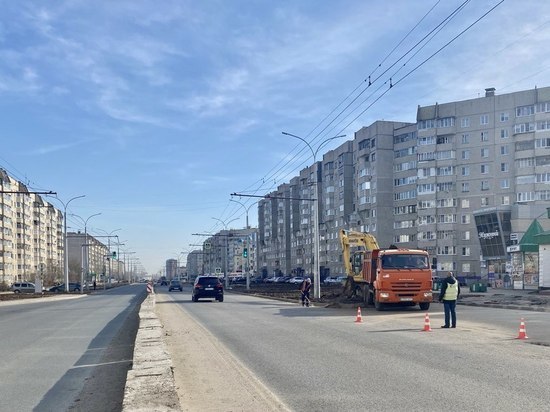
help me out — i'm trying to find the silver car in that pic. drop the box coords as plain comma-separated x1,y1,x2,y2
11,282,37,293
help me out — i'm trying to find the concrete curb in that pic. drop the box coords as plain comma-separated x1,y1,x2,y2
122,293,182,412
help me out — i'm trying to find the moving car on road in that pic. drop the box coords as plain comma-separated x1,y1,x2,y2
192,276,224,302
168,280,183,292
48,283,81,293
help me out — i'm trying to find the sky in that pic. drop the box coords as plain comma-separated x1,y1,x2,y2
1,0,549,275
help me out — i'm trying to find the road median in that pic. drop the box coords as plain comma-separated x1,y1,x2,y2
122,293,181,412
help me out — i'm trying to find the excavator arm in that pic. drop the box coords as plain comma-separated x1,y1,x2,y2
339,229,380,299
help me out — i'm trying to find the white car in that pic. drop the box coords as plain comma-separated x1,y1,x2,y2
289,277,305,284
324,276,347,285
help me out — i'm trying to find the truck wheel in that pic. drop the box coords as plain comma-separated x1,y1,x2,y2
419,302,430,310
374,293,385,311
367,290,374,306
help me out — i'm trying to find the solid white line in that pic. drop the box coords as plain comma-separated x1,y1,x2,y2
70,359,133,369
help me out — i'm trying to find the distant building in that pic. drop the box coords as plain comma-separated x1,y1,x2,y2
166,258,177,280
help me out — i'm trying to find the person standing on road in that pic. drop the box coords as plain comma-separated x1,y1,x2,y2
439,271,460,328
300,277,312,307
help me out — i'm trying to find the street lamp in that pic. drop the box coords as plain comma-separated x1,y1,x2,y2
230,198,257,229
70,212,101,293
212,217,238,288
94,228,121,289
282,131,345,299
53,195,86,292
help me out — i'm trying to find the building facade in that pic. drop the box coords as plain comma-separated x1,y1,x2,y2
1,169,64,287
257,86,550,285
201,228,258,277
67,232,112,283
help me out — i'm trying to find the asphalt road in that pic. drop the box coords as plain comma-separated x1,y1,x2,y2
159,285,550,412
0,285,145,412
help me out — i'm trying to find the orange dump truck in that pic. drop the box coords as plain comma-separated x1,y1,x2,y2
339,230,433,310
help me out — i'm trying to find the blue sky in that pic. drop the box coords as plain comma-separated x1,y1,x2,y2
1,1,549,275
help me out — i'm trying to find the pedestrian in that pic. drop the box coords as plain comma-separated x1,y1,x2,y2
438,271,460,328
93,280,96,291
300,277,312,307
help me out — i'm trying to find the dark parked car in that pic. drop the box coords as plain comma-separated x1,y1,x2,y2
168,280,183,292
48,283,81,293
192,276,224,302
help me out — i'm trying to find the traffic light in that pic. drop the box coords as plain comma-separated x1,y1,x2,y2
243,248,248,258
112,251,117,259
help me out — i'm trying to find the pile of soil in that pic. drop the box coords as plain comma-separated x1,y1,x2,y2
230,282,361,306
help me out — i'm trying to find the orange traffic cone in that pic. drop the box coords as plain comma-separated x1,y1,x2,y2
355,307,363,323
516,318,529,340
422,313,432,332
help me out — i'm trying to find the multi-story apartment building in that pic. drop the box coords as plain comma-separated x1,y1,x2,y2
186,250,203,280
320,141,355,276
1,169,64,287
166,258,178,280
67,232,111,283
257,86,550,286
202,228,258,277
259,184,292,277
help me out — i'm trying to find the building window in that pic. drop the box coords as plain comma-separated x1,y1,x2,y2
461,166,470,176
418,136,436,145
462,150,470,160
358,139,370,150
461,182,469,192
481,164,489,174
462,247,471,256
461,199,470,208
481,197,490,206
501,179,510,189
437,117,455,128
500,129,509,138
516,105,535,117
461,133,470,144
461,215,470,224
481,131,489,142
501,163,508,172
463,231,470,240
500,112,509,122
481,180,490,191
500,145,509,155
481,148,489,158
480,114,489,125
461,117,470,128
502,196,510,205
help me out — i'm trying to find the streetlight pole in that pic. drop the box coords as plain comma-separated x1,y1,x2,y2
94,228,121,289
119,251,136,283
212,217,238,289
282,132,345,299
71,212,101,293
230,199,258,291
54,195,86,292
230,199,256,229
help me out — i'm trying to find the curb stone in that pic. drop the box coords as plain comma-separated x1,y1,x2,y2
122,293,182,412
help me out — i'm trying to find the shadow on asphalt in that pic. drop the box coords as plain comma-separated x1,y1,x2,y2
35,286,147,412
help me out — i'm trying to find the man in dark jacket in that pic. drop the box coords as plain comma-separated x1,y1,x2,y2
300,278,312,307
438,271,460,328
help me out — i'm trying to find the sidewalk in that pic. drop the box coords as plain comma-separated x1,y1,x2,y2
456,286,550,312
